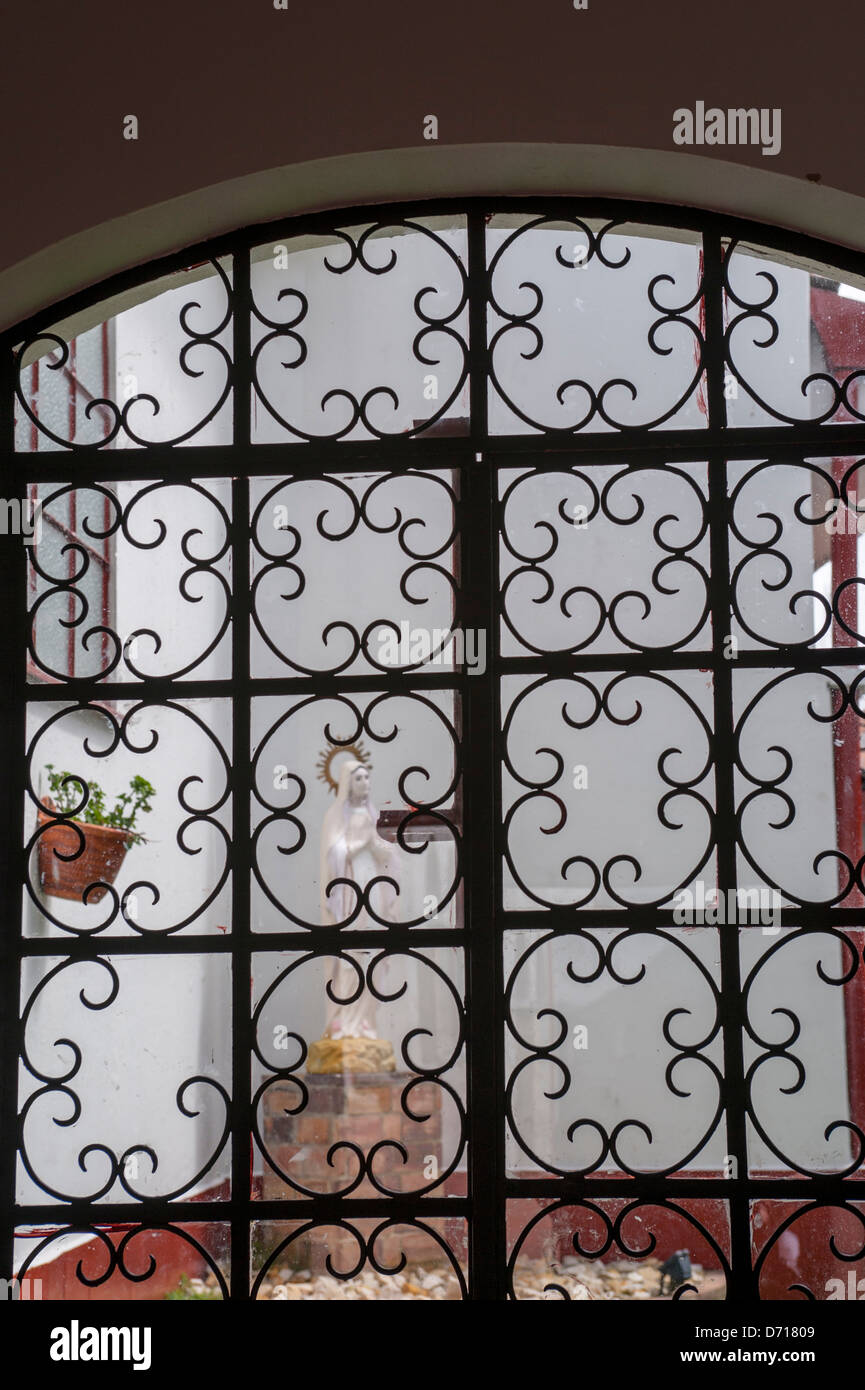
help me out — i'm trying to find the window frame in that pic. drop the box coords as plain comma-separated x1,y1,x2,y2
2,200,865,1303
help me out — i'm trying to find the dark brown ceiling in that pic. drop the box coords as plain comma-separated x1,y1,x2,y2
0,0,850,279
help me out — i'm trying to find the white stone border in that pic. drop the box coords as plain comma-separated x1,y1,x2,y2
3,142,865,334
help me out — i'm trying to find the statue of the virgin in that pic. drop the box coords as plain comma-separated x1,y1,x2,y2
315,759,399,1052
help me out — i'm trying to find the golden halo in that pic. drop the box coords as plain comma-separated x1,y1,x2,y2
315,740,372,795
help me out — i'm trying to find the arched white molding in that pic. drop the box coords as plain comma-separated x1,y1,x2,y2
3,141,864,333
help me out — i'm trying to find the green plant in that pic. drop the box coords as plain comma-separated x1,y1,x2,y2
43,765,155,845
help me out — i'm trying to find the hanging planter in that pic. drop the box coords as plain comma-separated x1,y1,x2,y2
37,802,134,903
36,768,155,905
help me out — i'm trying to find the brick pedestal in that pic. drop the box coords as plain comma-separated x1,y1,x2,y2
262,1070,444,1273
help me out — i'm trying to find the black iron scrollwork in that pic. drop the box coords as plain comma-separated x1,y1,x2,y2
26,701,231,935
19,958,230,1203
507,1200,730,1300
252,950,465,1199
505,929,723,1177
500,463,710,653
503,672,714,910
488,217,705,433
251,470,458,675
28,481,231,683
252,692,461,929
251,221,468,441
15,260,233,450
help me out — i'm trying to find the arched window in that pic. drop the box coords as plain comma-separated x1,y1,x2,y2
3,201,865,1302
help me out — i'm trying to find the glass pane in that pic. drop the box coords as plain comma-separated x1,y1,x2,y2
25,698,232,936
487,216,705,434
252,949,465,1201
251,691,461,932
14,1223,230,1301
18,955,231,1203
251,1218,467,1299
505,928,724,1179
733,667,864,907
27,478,231,684
14,258,233,451
500,461,710,655
501,670,716,911
507,1199,730,1300
729,456,865,650
742,927,865,1176
250,218,468,442
752,1202,865,1300
250,469,459,678
725,243,865,427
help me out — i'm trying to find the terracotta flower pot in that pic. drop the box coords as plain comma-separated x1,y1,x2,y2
36,804,133,903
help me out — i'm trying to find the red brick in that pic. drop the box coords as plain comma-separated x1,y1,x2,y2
407,1082,442,1114
263,1114,299,1144
345,1087,380,1115
381,1114,403,1142
402,1113,441,1141
346,1084,392,1114
325,1145,362,1180
265,1142,301,1175
261,1171,284,1200
349,1174,381,1200
306,1077,347,1112
369,1152,407,1187
401,1141,441,1167
398,1230,446,1262
370,1232,404,1268
296,1113,332,1144
293,1147,334,1179
262,1089,306,1141
354,1070,408,1085
264,1085,304,1113
333,1114,384,1146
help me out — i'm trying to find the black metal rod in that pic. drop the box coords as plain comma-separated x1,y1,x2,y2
4,200,865,1302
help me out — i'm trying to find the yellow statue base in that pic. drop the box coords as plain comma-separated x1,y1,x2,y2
306,1036,396,1074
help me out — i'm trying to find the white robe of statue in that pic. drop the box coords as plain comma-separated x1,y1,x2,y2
319,760,399,1039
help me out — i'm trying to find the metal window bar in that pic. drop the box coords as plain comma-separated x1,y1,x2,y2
0,201,862,1302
